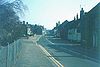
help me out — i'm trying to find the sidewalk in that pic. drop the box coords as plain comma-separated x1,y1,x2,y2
14,35,56,67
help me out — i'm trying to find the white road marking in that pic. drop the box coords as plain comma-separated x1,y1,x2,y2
46,38,55,45
35,36,64,67
36,35,42,41
38,44,64,67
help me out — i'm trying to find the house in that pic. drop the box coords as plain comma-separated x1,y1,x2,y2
52,21,61,37
67,19,81,42
80,2,100,48
58,20,69,39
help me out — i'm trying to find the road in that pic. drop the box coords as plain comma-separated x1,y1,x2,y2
14,36,57,67
38,35,100,67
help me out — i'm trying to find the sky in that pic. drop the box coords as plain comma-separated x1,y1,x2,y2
21,0,100,29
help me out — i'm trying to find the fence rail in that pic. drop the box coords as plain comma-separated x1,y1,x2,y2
0,39,22,67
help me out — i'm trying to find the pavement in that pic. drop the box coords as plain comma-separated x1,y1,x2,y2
38,35,100,67
14,35,57,67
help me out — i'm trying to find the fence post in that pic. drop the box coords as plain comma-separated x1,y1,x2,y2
0,39,22,67
0,47,2,67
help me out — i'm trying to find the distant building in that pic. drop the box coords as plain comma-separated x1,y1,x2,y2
27,25,32,35
36,26,43,35
58,20,69,39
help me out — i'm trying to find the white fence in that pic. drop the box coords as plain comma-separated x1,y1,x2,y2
0,39,22,67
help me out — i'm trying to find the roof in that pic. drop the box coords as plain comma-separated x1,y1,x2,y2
66,19,80,29
58,20,69,30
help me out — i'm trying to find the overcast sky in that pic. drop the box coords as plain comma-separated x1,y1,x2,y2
22,0,99,29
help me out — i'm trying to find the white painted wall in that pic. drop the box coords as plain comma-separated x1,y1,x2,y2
68,29,81,42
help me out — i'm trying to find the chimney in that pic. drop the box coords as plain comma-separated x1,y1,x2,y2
76,13,78,20
74,16,76,21
80,8,84,18
23,21,25,24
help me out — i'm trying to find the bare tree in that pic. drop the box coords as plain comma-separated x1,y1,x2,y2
0,0,27,46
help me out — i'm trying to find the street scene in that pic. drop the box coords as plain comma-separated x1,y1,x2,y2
0,0,100,67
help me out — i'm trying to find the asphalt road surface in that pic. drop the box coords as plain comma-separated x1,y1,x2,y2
38,35,100,67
